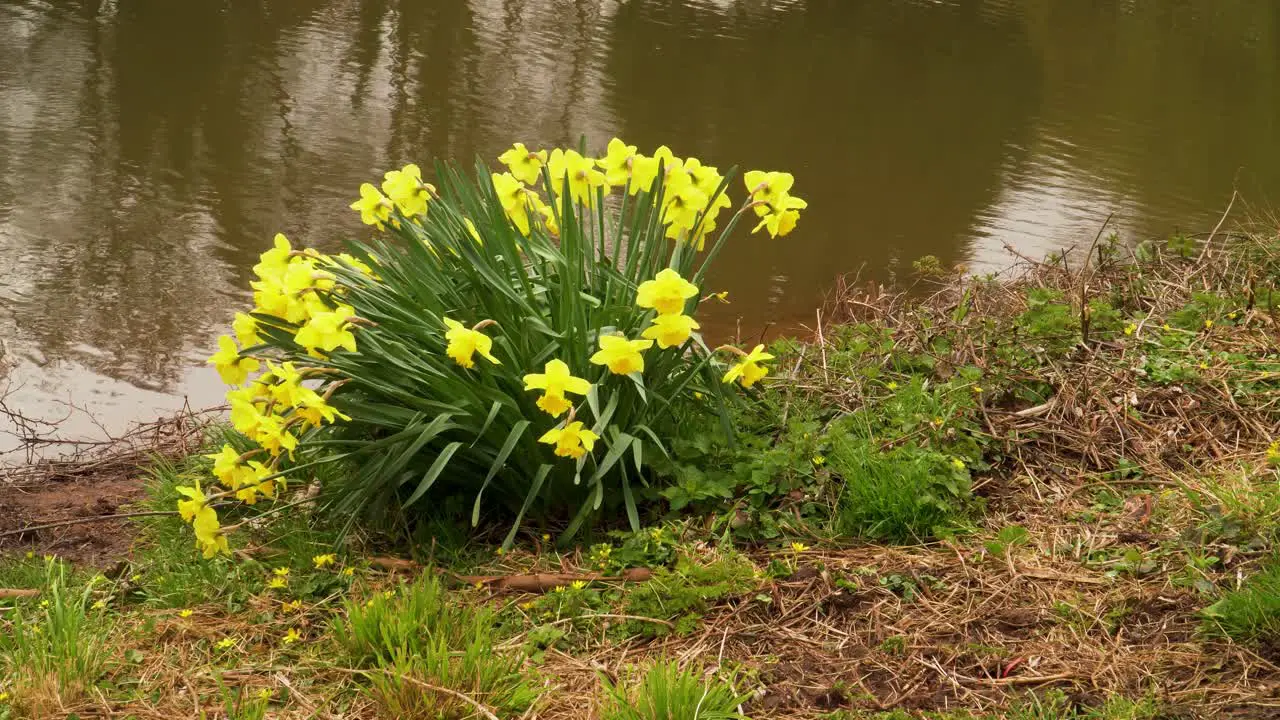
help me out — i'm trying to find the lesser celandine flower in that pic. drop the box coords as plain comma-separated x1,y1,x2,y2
642,313,699,349
442,318,500,369
637,268,699,315
523,359,591,417
313,554,336,569
591,335,652,375
208,335,259,386
498,143,548,185
722,345,773,388
282,628,301,644
539,421,599,459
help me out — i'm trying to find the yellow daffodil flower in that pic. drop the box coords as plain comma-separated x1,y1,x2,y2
722,344,774,388
663,178,709,238
636,268,699,315
265,360,305,406
206,444,243,487
523,359,591,417
590,334,652,375
548,148,607,207
498,143,548,185
492,171,532,235
536,200,559,237
442,318,501,368
233,312,262,347
350,183,397,230
331,252,376,276
208,335,260,386
294,304,358,354
193,505,228,558
598,138,637,187
313,554,336,569
642,313,699,349
463,218,483,245
252,233,293,281
538,420,600,459
233,461,276,505
381,163,433,218
744,170,795,214
294,389,350,428
752,193,808,238
254,414,298,457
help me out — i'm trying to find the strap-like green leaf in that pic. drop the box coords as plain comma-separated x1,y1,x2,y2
402,441,462,508
471,420,530,526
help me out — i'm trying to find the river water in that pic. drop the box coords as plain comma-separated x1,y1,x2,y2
1,0,1277,440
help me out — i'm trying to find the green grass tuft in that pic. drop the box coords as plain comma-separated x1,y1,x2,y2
599,661,747,720
1203,559,1280,643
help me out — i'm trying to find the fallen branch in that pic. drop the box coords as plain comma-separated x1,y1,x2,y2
0,588,39,599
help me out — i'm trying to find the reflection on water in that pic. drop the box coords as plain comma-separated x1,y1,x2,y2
0,0,1277,437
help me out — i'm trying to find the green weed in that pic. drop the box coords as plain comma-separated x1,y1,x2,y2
619,552,757,637
331,573,485,665
364,640,535,720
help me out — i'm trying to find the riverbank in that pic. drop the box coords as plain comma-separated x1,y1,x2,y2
4,233,1280,719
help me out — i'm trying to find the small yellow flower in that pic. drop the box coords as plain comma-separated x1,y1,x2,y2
520,601,534,610
473,581,484,590
790,542,809,553
281,600,302,613
1123,323,1137,336
342,567,355,577
1229,312,1239,320
552,585,567,594
282,629,302,645
92,599,107,610
383,590,395,599
972,385,984,394
541,533,551,541
179,609,194,618
1268,441,1280,467
950,457,965,470
571,580,587,590
0,692,9,702
257,688,273,701
1204,320,1214,329
312,554,336,569
694,391,705,400
273,567,290,577
886,382,898,390
268,578,287,590
40,600,49,608
1162,323,1171,331
216,638,237,650
25,551,34,559
1199,362,1209,370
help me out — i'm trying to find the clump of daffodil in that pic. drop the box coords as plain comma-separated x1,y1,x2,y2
721,344,774,389
443,318,501,369
523,359,592,417
195,137,814,555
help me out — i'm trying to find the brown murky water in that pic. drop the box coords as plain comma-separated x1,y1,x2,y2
1,0,1278,439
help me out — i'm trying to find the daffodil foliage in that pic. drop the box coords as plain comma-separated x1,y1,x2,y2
187,140,807,554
